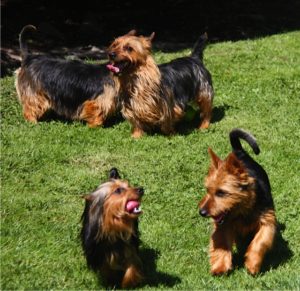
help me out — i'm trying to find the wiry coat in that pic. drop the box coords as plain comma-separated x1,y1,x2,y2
107,32,214,137
80,168,144,288
15,25,118,126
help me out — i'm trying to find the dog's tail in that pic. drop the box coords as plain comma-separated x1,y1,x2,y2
191,32,208,61
19,25,37,60
229,128,260,155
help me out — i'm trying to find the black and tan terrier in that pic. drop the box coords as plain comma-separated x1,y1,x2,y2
198,128,276,275
81,168,144,288
106,30,214,138
15,25,119,127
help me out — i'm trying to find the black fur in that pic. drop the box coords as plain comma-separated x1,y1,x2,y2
158,33,213,112
230,128,274,210
18,25,117,120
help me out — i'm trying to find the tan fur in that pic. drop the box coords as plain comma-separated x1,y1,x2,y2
119,56,174,136
79,83,119,127
15,68,51,122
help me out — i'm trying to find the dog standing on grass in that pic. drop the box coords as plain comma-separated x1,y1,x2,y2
15,25,119,127
81,168,144,288
107,30,214,138
199,129,276,275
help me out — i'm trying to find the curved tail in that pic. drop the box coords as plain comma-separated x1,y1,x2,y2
19,25,37,60
191,32,208,61
229,128,260,155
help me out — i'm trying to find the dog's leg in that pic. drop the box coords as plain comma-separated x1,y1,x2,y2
197,92,213,129
121,264,143,288
210,225,234,275
80,100,104,127
244,210,276,275
161,121,175,136
22,94,50,122
131,126,145,138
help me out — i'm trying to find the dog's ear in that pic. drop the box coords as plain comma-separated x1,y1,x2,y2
109,167,121,179
225,153,246,175
82,194,95,202
126,29,137,36
208,147,222,169
148,32,155,41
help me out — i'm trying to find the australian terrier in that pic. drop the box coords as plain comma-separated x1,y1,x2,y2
199,128,276,275
106,30,214,138
15,25,119,127
81,168,144,288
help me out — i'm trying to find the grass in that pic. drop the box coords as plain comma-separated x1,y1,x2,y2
1,31,300,290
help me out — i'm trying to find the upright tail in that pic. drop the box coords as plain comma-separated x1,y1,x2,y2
229,128,260,155
19,25,36,60
191,32,208,61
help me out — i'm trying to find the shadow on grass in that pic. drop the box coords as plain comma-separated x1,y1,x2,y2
233,222,293,273
38,110,124,127
94,247,181,289
140,247,181,287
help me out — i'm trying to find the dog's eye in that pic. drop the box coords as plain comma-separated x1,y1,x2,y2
114,187,124,194
124,45,133,52
216,189,226,197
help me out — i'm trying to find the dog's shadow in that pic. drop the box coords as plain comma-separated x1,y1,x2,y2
233,222,293,273
139,247,181,288
38,110,124,127
176,104,229,135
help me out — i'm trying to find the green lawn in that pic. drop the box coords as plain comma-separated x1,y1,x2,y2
1,31,300,290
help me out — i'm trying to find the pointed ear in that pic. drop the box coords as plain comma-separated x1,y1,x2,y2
126,29,137,36
109,167,121,179
148,32,155,41
225,153,245,174
208,147,222,169
82,194,94,202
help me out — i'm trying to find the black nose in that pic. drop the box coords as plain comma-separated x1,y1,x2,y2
109,52,116,60
199,208,208,217
137,187,144,196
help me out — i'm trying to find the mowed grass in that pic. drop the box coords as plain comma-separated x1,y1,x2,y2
1,31,300,290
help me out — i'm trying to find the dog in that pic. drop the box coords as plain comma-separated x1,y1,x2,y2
81,168,144,288
106,30,214,138
15,25,119,127
198,128,276,275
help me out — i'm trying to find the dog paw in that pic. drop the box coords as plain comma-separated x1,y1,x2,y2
211,265,231,276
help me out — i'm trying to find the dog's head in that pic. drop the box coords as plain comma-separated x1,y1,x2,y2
198,148,256,225
81,168,144,269
106,30,155,75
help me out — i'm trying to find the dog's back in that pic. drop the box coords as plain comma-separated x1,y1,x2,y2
230,128,274,210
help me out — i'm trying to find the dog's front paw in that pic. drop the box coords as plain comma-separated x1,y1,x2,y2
211,264,231,276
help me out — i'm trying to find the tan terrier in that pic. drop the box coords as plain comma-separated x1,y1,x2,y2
199,129,276,275
107,30,214,138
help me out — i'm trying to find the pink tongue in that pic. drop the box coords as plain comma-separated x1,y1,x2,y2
106,64,120,73
126,200,140,213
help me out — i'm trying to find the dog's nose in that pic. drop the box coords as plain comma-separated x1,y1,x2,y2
137,187,144,196
199,208,208,217
109,52,116,60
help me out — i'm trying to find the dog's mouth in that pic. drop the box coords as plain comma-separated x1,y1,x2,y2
213,212,227,225
125,200,142,215
107,61,129,75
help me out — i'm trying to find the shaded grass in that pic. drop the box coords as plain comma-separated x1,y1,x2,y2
1,31,300,289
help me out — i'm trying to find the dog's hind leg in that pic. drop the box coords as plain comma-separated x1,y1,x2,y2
197,89,213,129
